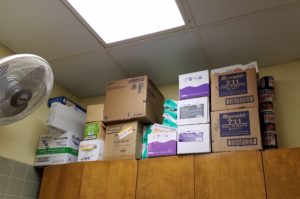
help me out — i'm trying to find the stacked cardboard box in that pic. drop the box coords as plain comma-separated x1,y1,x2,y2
103,75,165,160
177,70,211,154
210,63,262,152
78,104,105,162
35,98,86,166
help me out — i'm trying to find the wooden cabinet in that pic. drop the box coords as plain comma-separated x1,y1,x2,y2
195,151,266,199
263,148,300,199
136,155,194,199
39,149,300,199
39,163,83,199
79,160,137,199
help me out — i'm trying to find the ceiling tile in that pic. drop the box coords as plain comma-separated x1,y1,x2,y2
50,50,129,97
0,0,102,61
199,5,300,68
187,0,300,26
108,31,209,86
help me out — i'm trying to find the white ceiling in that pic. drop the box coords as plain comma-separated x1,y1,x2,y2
0,0,299,97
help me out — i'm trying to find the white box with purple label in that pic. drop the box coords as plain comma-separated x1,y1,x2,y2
179,70,210,100
177,97,210,125
177,123,211,154
147,132,177,157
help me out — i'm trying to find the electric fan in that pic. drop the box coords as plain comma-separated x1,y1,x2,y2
0,54,53,125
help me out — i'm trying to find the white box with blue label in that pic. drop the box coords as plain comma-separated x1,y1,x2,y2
177,123,211,154
211,107,262,152
147,132,177,157
211,68,258,111
179,70,210,100
177,97,210,125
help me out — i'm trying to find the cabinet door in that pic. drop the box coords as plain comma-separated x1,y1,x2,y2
136,156,194,199
79,160,137,199
263,148,300,199
79,161,110,199
195,151,266,199
39,163,83,199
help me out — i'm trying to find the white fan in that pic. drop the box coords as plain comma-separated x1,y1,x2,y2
0,54,53,125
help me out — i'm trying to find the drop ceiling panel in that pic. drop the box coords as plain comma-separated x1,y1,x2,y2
108,31,208,86
187,0,300,26
0,0,102,61
50,50,129,97
199,5,300,68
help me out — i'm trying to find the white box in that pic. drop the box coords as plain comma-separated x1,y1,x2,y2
78,139,104,162
47,102,86,138
211,61,258,75
179,70,210,100
177,97,210,125
151,123,177,134
147,132,177,157
177,124,211,154
34,131,80,166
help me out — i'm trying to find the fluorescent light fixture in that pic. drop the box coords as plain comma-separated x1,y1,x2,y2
66,0,185,44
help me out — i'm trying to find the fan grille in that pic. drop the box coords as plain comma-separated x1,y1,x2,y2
0,54,53,125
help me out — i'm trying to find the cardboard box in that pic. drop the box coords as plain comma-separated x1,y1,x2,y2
211,61,258,75
147,132,177,157
34,131,80,166
83,121,105,140
179,70,210,100
211,68,258,111
104,121,143,160
47,103,86,138
86,104,104,123
211,107,262,152
104,76,164,124
48,96,86,113
78,139,104,162
177,97,210,125
177,123,211,154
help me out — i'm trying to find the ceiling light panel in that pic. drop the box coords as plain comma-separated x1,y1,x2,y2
66,0,185,44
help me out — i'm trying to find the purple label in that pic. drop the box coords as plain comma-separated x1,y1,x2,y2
180,83,210,100
179,132,203,142
220,111,250,137
147,140,177,157
219,72,247,97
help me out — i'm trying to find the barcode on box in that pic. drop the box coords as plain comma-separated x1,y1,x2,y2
227,138,257,146
180,104,204,119
225,96,254,105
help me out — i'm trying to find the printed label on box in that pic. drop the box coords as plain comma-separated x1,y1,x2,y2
227,138,257,146
180,104,204,119
219,72,248,97
179,132,203,142
220,111,250,137
225,96,254,105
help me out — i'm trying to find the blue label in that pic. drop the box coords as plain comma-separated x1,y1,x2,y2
220,111,250,137
219,72,247,97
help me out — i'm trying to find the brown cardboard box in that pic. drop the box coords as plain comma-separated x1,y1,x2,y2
103,76,164,124
85,104,104,123
211,107,262,152
211,68,258,111
103,121,143,160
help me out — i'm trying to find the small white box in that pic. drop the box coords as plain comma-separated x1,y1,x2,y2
211,61,258,75
78,139,105,162
35,131,80,166
177,97,210,125
177,124,211,154
179,70,210,100
47,102,86,138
